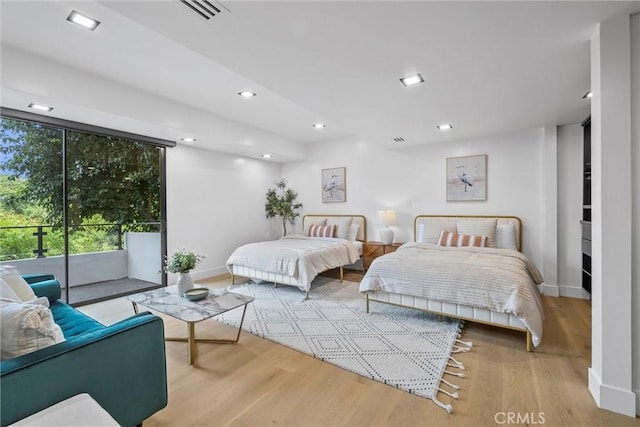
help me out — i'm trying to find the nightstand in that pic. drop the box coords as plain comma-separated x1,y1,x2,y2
363,241,403,270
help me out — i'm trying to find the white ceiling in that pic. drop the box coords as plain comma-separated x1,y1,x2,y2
1,1,638,162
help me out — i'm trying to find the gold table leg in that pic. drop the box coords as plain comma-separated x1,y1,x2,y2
164,303,251,366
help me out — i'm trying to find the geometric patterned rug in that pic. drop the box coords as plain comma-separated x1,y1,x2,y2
216,277,467,411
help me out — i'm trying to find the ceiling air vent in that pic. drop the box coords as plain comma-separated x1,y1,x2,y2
180,0,229,20
393,137,405,143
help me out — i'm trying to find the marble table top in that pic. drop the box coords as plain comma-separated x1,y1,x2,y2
127,286,254,323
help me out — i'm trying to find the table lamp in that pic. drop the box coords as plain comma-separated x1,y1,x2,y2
376,210,396,244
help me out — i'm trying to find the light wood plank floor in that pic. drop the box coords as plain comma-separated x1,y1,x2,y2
79,270,639,427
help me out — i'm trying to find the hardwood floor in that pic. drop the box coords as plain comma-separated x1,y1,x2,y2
79,270,639,427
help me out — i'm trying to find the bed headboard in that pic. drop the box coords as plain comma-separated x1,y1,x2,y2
413,215,523,252
302,214,367,242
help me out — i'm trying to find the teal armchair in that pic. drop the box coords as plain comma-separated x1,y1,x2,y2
0,277,168,426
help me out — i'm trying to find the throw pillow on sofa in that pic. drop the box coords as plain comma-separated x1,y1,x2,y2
0,278,21,301
0,298,65,360
0,266,37,302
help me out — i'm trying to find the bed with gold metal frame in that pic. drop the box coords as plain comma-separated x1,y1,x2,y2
363,215,538,351
229,214,366,298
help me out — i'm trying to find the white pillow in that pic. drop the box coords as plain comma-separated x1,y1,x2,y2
347,224,360,241
0,299,65,360
496,222,518,250
416,221,457,244
0,266,37,302
456,218,498,248
0,278,20,301
326,217,353,240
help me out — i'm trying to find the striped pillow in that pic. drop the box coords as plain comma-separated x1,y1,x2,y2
456,218,497,248
307,224,336,238
437,230,487,247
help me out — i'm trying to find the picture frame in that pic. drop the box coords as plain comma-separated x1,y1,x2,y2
322,167,346,203
446,154,487,201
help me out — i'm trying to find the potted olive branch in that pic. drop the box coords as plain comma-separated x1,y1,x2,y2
265,179,303,237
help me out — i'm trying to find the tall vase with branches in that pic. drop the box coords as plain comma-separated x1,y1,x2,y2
265,179,303,236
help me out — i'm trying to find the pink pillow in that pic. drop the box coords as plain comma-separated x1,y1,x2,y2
437,230,487,247
307,224,336,238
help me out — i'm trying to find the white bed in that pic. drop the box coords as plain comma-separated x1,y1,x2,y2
359,215,544,351
227,215,366,298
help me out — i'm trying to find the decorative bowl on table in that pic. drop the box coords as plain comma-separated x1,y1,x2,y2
183,287,209,301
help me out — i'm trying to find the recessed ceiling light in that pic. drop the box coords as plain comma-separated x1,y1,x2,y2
437,124,453,130
238,91,257,98
312,123,326,129
66,10,100,31
28,103,54,112
583,91,592,99
261,153,272,158
400,73,424,87
181,137,196,142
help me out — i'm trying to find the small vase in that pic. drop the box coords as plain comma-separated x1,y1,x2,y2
176,271,194,297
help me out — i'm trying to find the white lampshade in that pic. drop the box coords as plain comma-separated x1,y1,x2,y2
376,210,397,227
376,210,396,244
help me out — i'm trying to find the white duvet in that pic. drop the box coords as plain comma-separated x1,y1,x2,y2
226,235,360,291
359,242,545,346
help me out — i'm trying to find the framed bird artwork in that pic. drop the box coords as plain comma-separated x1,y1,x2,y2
446,154,487,201
322,167,346,203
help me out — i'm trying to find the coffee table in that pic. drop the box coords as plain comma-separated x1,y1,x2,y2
127,286,254,365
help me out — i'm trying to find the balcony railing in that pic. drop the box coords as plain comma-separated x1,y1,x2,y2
1,225,164,303
0,222,161,262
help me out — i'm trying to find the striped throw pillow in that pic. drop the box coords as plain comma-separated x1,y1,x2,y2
456,218,497,248
307,224,336,238
437,230,487,247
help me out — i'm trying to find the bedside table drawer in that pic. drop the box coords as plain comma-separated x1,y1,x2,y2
363,242,402,269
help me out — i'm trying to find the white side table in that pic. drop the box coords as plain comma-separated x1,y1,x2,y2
10,393,118,426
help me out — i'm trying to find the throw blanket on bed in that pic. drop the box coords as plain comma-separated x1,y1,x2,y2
226,235,360,291
359,242,545,346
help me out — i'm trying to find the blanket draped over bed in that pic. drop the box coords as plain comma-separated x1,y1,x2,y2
226,235,360,292
359,242,545,346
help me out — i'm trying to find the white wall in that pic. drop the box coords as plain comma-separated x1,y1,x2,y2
557,124,585,297
6,251,127,287
282,128,545,270
166,144,281,283
631,11,640,417
126,232,162,284
588,13,636,417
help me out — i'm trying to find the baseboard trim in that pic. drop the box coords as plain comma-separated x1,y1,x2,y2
558,285,591,300
636,389,640,416
541,283,560,297
191,266,228,281
588,368,637,417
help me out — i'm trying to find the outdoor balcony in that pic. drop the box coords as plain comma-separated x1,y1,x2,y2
0,224,164,306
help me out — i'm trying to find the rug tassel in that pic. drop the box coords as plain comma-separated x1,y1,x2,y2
447,362,465,370
444,370,466,378
440,378,461,390
455,339,473,348
451,345,471,353
432,393,454,414
438,387,459,399
448,356,465,369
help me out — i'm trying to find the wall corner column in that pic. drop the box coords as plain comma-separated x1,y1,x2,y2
543,126,560,297
588,13,636,417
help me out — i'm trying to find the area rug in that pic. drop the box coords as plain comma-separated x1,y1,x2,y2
216,277,469,412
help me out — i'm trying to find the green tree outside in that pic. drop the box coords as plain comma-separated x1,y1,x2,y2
0,117,161,261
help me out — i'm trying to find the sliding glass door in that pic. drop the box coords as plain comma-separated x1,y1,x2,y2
0,119,66,291
1,112,169,305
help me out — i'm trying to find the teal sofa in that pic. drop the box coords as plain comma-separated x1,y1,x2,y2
0,275,168,426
